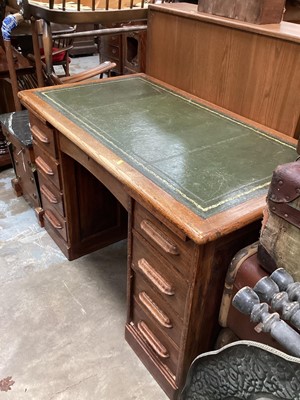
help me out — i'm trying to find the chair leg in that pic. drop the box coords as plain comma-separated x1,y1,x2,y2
64,59,70,76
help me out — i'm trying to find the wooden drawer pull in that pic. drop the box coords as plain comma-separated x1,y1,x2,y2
139,291,172,328
140,219,179,255
44,210,62,229
36,156,54,176
137,258,174,296
137,321,169,359
40,184,58,204
31,125,50,144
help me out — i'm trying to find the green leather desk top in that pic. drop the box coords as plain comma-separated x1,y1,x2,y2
37,76,297,218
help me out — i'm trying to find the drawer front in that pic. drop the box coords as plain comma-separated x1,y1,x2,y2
34,141,61,189
38,171,64,217
30,114,57,159
101,44,120,60
133,271,184,346
133,203,194,277
132,230,189,319
43,206,67,242
131,301,179,377
106,34,121,47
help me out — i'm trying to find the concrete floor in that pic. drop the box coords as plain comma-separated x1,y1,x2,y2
0,167,169,399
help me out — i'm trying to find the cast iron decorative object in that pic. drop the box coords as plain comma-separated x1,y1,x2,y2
181,340,300,400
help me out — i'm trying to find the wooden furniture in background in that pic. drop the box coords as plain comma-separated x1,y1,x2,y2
0,45,34,111
40,24,76,76
69,23,98,56
0,45,34,168
122,28,147,74
146,3,300,140
0,128,12,168
99,22,147,75
197,0,286,24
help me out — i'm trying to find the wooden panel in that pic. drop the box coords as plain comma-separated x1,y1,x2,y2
198,0,286,24
146,5,300,138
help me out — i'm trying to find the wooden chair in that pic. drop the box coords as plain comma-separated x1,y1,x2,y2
181,340,300,400
39,24,77,77
2,29,116,110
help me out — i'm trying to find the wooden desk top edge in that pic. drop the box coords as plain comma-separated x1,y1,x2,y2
18,74,297,245
148,3,300,44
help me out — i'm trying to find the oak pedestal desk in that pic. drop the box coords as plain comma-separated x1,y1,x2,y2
19,75,297,399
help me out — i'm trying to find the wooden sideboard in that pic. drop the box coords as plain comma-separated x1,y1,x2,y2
146,3,300,139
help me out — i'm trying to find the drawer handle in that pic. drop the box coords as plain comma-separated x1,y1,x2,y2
137,321,169,359
140,220,179,255
139,291,172,329
41,184,58,204
31,125,50,144
44,210,62,230
137,258,174,296
36,156,54,176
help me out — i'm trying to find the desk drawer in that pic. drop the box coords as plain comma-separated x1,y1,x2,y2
106,34,121,46
133,203,194,277
34,141,61,189
101,44,120,60
30,114,57,159
101,36,121,51
132,230,189,319
43,207,67,242
38,171,64,217
131,301,179,378
133,272,184,346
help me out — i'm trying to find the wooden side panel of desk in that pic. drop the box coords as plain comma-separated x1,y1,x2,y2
146,5,300,138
